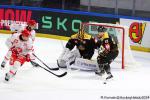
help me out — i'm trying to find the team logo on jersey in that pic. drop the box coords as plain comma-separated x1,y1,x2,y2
129,22,146,44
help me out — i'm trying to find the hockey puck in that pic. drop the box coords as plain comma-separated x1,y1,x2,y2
103,82,107,84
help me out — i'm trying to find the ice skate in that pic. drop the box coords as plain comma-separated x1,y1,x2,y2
1,61,6,68
5,73,10,81
106,73,113,80
95,70,105,76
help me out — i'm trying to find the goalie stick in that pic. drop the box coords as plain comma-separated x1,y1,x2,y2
30,61,67,77
33,53,59,71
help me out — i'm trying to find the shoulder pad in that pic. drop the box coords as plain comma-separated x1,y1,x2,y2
71,33,78,39
70,33,92,40
83,33,92,39
101,32,109,40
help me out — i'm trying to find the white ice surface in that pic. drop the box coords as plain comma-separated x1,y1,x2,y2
0,34,150,100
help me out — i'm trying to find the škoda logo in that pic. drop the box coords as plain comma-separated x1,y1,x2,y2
129,22,146,44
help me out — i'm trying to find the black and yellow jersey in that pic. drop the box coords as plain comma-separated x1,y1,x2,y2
97,32,118,52
65,33,97,59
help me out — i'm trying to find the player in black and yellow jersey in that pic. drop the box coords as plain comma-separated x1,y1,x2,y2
96,26,119,79
57,29,98,69
66,29,97,60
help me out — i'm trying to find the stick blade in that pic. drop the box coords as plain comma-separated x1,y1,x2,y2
57,72,67,77
49,67,59,71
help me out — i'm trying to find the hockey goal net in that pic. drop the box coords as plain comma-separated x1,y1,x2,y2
81,22,136,69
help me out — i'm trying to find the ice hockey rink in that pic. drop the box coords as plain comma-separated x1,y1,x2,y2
0,34,150,100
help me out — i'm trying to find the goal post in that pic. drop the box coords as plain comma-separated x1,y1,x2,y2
81,22,136,69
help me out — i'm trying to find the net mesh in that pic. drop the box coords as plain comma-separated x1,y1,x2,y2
81,22,137,69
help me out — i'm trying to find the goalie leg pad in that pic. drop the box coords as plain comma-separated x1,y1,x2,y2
57,59,67,68
57,48,71,68
59,49,81,68
71,58,98,71
65,49,81,68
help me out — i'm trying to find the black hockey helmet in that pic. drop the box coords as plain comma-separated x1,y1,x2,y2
97,26,107,32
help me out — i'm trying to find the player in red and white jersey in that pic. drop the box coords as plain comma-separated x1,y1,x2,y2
4,29,33,81
9,20,37,42
1,20,37,68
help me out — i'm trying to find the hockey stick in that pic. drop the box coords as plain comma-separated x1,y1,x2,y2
30,61,67,77
30,60,41,67
32,53,59,71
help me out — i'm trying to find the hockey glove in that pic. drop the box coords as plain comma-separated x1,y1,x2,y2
26,54,31,62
